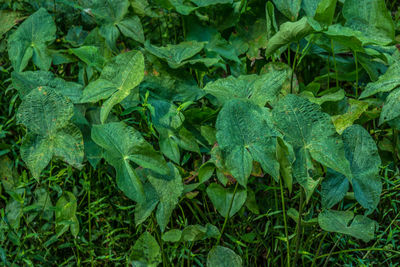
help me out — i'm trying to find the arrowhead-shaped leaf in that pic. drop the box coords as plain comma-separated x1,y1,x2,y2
216,99,280,186
8,8,56,71
272,95,351,200
81,51,145,123
91,122,169,203
318,210,377,242
322,125,382,213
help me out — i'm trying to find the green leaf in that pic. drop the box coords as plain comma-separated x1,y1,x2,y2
117,16,145,43
379,87,400,125
12,71,83,103
69,46,105,70
265,17,317,57
20,123,84,179
0,10,21,38
360,61,400,99
332,99,368,134
272,0,302,21
91,122,169,203
145,40,205,68
207,246,242,267
206,183,247,218
191,0,233,7
322,125,381,213
216,99,280,186
147,164,183,231
17,86,73,136
318,210,376,242
272,95,351,201
55,192,79,238
81,51,145,123
303,0,337,25
8,8,56,71
300,89,345,106
131,232,161,267
343,0,395,45
204,65,293,107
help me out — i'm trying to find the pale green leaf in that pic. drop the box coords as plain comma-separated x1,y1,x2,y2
17,86,73,135
318,210,376,242
265,17,316,57
332,99,368,134
0,10,21,38
117,16,145,43
207,246,242,267
55,192,79,238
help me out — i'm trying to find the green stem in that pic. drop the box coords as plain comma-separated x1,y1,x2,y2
354,50,359,97
292,188,304,266
216,182,239,245
322,235,341,267
311,232,328,267
331,39,339,89
279,177,291,267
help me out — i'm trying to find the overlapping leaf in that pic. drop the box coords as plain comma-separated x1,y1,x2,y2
17,87,84,178
91,122,169,203
322,125,382,213
81,50,145,123
318,210,377,242
272,95,351,200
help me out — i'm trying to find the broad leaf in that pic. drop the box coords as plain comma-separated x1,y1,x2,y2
206,183,247,218
145,40,205,68
343,0,395,45
130,232,161,267
360,61,400,99
204,64,293,107
134,164,183,231
81,51,145,123
12,71,83,103
17,86,73,136
8,8,56,71
216,99,280,186
91,122,169,203
265,17,317,57
207,246,242,267
272,0,302,21
272,95,351,201
318,210,376,242
322,125,381,213
379,87,400,125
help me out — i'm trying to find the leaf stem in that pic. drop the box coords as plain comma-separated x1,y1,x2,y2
279,177,290,267
216,182,239,245
292,188,304,266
